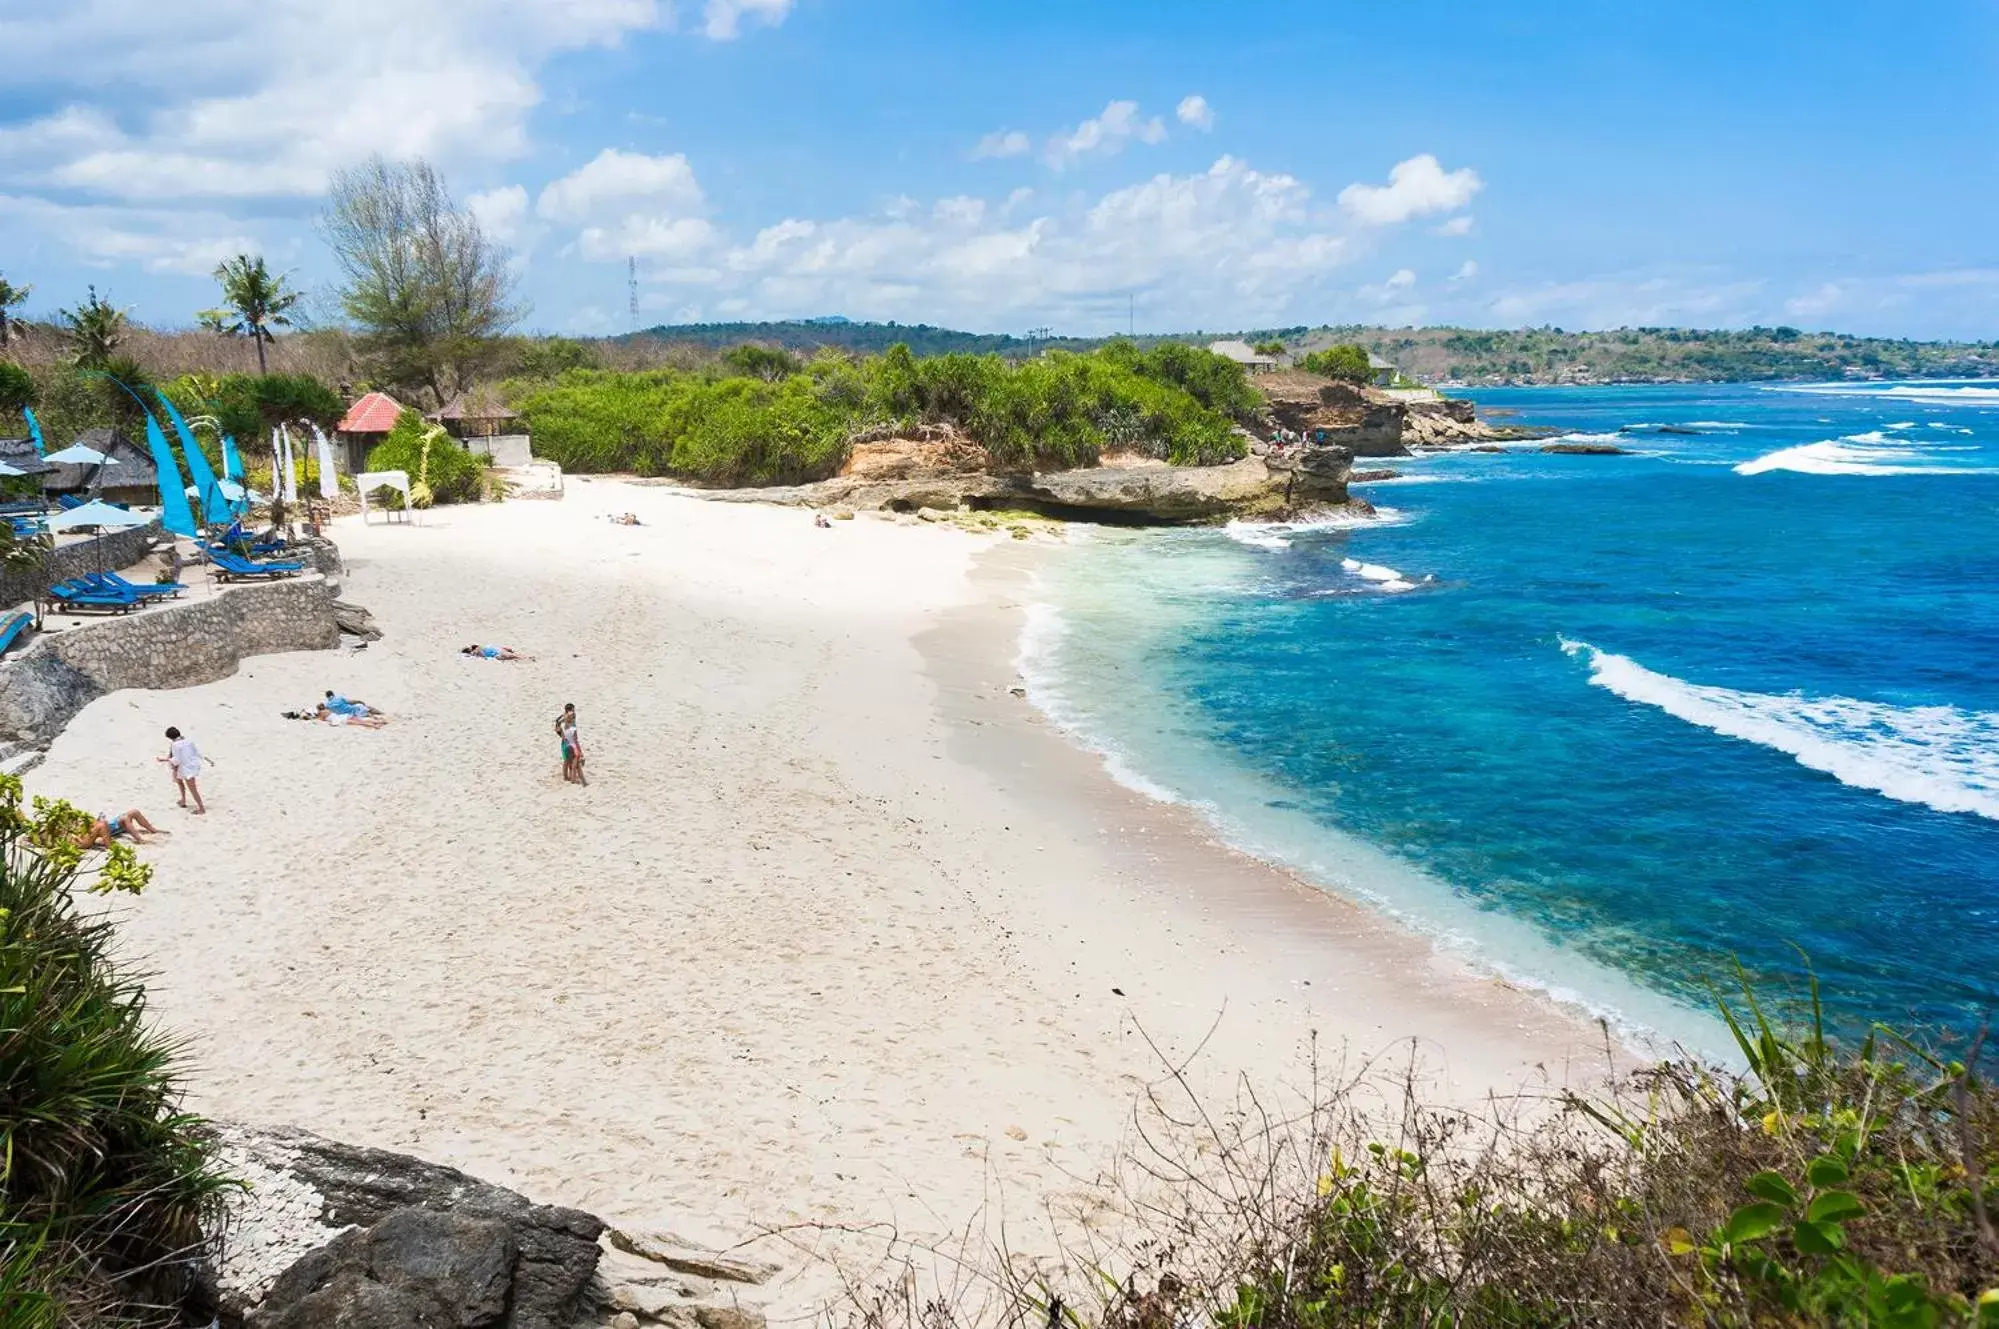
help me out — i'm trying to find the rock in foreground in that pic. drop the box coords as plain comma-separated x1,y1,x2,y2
207,1124,605,1329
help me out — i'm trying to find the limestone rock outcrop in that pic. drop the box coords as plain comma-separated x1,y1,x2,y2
207,1124,605,1329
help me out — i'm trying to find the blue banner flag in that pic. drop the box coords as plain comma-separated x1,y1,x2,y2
221,433,244,482
153,390,232,525
143,409,198,538
22,405,46,455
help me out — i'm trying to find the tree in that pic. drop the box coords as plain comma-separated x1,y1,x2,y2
59,285,127,369
721,343,801,382
1253,339,1287,358
319,156,521,406
0,361,34,421
201,254,301,375
0,272,28,350
1299,343,1374,384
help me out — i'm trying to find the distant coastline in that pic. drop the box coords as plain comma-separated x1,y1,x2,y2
619,318,1999,387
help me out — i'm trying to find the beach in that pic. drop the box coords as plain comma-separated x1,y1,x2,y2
27,481,1609,1317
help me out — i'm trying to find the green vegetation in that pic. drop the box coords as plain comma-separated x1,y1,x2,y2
0,363,33,422
510,339,1256,484
1297,344,1374,383
0,776,231,1327
199,255,302,376
56,287,128,370
0,274,28,351
365,407,490,506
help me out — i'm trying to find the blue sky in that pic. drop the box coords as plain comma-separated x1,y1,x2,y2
1,0,1994,338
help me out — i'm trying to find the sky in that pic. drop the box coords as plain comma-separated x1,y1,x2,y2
1,0,1995,340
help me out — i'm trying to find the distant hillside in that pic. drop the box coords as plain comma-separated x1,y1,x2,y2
622,319,1999,384
1255,325,1999,386
626,320,1097,357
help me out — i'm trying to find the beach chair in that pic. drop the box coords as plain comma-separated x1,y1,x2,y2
209,549,305,581
47,579,144,614
85,571,183,600
8,516,46,538
55,495,86,512
0,611,33,656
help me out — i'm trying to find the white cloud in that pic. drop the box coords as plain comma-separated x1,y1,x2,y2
1386,268,1416,289
1432,214,1474,237
1046,100,1168,169
1785,282,1843,317
1338,154,1483,227
0,192,268,278
973,130,1031,160
467,184,531,245
1451,259,1479,282
1176,95,1214,131
701,0,794,40
626,154,1357,331
1484,273,1767,327
0,0,791,212
537,149,717,261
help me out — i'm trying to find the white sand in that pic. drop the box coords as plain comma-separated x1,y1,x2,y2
29,481,1609,1317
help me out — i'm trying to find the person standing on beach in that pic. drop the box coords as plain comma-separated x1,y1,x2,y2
555,703,586,785
159,726,206,814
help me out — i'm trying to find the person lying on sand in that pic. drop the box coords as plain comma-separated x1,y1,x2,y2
322,691,382,717
283,705,390,729
607,512,644,526
77,809,168,849
814,512,832,528
462,644,530,661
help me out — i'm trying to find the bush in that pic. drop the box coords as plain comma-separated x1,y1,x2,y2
364,408,489,505
510,340,1255,484
0,362,35,422
0,776,230,1326
1299,344,1376,383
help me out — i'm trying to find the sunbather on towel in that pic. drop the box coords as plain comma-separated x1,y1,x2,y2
313,703,389,728
77,808,168,848
322,691,382,717
461,644,529,661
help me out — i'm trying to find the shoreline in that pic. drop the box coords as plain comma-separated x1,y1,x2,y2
24,484,1619,1320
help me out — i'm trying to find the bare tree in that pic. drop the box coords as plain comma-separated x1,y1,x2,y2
318,156,521,406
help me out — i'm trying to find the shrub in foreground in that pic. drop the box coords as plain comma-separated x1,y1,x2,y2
0,777,230,1327
852,972,1999,1329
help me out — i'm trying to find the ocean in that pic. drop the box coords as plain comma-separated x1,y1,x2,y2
1023,382,1999,1053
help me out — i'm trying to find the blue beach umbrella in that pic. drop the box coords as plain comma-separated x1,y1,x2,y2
49,498,148,573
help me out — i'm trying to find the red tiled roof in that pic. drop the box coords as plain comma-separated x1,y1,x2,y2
337,391,404,434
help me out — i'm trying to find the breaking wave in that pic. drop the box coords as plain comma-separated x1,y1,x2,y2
1734,429,1997,476
1561,641,1999,821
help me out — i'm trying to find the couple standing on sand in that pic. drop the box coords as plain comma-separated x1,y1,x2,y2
555,704,586,785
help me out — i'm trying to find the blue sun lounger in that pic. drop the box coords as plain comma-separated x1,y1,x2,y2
209,549,305,581
47,578,144,614
85,571,183,600
0,610,32,656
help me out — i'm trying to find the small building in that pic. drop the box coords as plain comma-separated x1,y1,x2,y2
43,427,158,507
335,391,406,474
0,436,50,486
432,387,531,467
1207,339,1280,374
1367,352,1399,387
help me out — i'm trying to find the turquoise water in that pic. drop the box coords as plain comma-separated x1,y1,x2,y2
1027,383,1999,1050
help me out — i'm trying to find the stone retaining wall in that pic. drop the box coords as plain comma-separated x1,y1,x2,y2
0,574,340,751
0,517,165,609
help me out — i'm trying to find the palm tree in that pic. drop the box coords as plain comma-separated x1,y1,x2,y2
59,286,127,369
0,273,29,351
202,254,300,375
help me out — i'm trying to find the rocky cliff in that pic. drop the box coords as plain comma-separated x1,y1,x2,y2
672,435,1362,525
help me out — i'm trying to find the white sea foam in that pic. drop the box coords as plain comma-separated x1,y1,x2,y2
1340,557,1420,592
1685,421,1753,430
1886,420,1917,429
1015,599,1193,807
1224,521,1292,550
1562,640,1999,821
1734,430,1997,476
1770,383,1999,406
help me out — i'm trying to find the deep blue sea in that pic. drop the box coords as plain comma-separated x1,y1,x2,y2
1026,382,1999,1052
